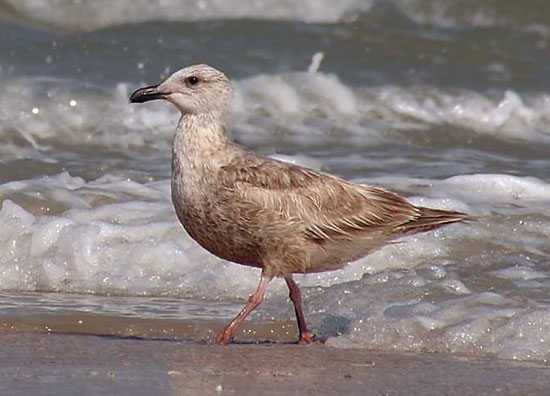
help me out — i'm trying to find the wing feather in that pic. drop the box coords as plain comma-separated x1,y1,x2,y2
220,156,422,242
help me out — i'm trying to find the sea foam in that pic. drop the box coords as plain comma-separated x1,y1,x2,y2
0,0,374,30
0,169,549,361
1,72,549,163
3,0,549,38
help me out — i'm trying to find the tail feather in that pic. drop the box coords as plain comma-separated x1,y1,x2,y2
396,207,472,235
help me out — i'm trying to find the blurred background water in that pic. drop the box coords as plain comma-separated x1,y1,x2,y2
0,0,549,361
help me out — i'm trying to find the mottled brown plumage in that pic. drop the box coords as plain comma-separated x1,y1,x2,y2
130,64,469,345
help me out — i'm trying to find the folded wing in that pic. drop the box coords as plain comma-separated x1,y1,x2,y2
220,155,463,244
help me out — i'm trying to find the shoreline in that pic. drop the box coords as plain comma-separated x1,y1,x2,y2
1,330,549,396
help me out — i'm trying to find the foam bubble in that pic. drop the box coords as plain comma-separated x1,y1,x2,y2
492,266,548,281
443,174,550,204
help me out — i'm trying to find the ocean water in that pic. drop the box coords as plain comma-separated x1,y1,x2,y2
1,0,550,361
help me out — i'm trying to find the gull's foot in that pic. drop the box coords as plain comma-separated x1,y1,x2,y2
214,325,234,346
297,331,315,345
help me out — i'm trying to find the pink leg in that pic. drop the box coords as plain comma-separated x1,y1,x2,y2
215,274,270,345
285,275,314,345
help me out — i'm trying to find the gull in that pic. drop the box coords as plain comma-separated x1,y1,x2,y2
130,64,469,345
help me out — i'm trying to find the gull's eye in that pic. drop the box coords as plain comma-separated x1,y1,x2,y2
186,76,200,86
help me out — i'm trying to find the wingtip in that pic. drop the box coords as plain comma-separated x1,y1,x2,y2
396,207,473,235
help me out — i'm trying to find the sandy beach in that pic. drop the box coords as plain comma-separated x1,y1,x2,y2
1,328,549,396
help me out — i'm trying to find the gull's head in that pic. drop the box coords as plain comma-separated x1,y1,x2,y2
129,64,232,115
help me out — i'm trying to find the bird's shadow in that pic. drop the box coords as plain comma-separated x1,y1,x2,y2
313,315,353,340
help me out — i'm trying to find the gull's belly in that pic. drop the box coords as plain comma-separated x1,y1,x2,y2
171,181,313,276
172,190,264,268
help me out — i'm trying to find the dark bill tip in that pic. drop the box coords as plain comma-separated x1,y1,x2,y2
129,84,164,103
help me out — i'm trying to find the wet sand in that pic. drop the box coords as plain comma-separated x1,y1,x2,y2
1,329,549,396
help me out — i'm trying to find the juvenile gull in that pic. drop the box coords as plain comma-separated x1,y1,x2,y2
130,64,469,345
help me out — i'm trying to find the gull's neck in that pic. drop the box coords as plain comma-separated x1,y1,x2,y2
172,110,234,177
